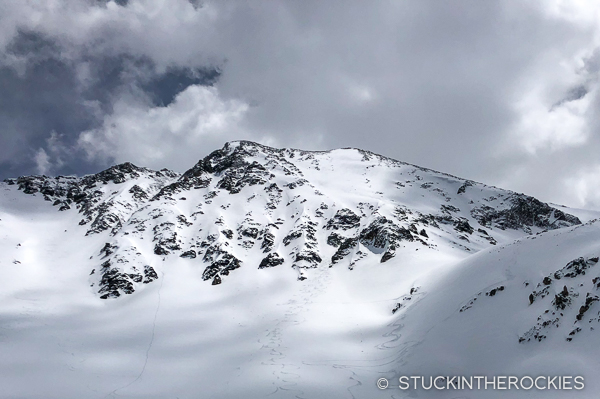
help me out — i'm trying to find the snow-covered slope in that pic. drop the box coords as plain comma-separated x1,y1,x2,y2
0,141,597,398
380,219,600,398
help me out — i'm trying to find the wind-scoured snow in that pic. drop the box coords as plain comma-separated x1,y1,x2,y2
0,141,597,398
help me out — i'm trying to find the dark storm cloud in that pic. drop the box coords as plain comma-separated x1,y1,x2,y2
142,66,220,107
551,86,588,110
95,0,129,7
0,30,98,177
0,27,220,179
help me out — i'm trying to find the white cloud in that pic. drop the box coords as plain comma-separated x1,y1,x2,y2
564,164,600,208
511,88,592,154
34,148,51,175
77,85,250,171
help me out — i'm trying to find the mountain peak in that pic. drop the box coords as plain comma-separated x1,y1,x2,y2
2,141,583,299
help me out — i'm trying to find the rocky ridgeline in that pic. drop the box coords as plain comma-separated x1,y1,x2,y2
3,141,583,299
4,163,178,236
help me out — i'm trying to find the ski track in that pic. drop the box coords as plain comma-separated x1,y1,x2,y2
103,271,164,399
260,263,333,398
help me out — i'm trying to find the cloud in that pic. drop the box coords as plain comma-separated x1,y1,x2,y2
0,6,222,178
34,148,51,175
77,85,250,171
511,86,592,155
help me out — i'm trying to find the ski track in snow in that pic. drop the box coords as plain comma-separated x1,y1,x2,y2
104,271,164,399
260,264,333,398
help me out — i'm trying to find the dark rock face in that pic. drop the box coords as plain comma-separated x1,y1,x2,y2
552,286,572,310
201,252,242,281
284,179,308,189
392,286,421,314
152,223,181,255
129,185,149,201
471,194,581,232
180,250,197,259
294,250,322,268
460,286,506,313
327,232,344,247
99,242,118,258
325,209,361,231
217,161,273,194
239,227,259,239
380,250,395,263
453,218,473,235
331,237,358,264
576,294,599,321
143,265,159,284
486,286,504,297
359,216,413,249
98,262,136,299
261,231,275,253
457,181,473,194
552,257,598,279
259,253,285,269
264,183,283,210
521,256,600,343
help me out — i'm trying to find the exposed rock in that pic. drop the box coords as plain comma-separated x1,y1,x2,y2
327,232,344,247
576,293,599,321
457,181,473,194
471,194,581,232
453,218,474,235
259,253,285,269
294,250,322,268
98,261,137,299
325,209,361,231
180,250,197,259
143,265,158,284
261,231,275,253
202,252,242,281
380,250,395,263
359,216,413,251
331,238,358,264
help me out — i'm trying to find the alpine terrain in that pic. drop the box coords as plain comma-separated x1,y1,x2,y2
1,140,599,399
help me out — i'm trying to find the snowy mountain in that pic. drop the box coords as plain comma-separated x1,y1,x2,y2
1,141,599,398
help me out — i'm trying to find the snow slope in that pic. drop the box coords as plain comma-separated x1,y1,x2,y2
0,141,597,398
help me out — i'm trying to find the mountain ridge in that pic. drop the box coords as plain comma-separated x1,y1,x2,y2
2,141,583,299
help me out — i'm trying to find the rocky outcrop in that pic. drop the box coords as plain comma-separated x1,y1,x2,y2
471,194,581,233
259,253,285,269
325,209,361,231
521,256,599,343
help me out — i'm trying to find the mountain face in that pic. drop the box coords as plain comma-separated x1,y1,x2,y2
2,141,599,399
4,141,581,299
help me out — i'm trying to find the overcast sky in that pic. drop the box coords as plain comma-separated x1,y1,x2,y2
1,1,599,209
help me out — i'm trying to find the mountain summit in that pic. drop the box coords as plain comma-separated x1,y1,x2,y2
5,141,582,299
